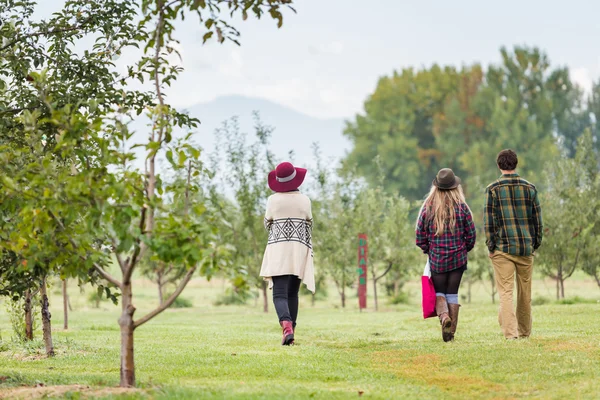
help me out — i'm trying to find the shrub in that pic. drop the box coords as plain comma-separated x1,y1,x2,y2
532,296,550,306
0,329,8,352
214,288,253,306
389,292,410,305
5,296,39,342
169,296,193,309
557,296,598,305
88,291,105,308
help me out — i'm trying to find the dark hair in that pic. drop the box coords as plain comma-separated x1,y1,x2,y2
497,149,518,170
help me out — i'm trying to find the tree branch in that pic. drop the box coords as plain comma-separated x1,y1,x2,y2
134,266,195,329
111,238,127,273
125,205,147,283
185,160,192,216
93,264,122,288
47,209,122,288
47,209,84,251
375,261,393,282
565,238,583,280
0,16,95,53
0,106,40,115
141,2,167,253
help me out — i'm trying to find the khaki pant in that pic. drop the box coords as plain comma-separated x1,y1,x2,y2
491,251,534,339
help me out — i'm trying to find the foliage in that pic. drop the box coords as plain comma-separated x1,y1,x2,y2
538,131,597,298
354,182,419,310
5,296,39,342
168,295,193,309
207,115,280,311
0,0,297,388
388,291,410,305
343,46,596,211
214,288,254,306
465,241,497,304
87,289,110,309
309,145,358,307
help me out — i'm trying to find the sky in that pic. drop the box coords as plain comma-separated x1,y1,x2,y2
37,0,600,120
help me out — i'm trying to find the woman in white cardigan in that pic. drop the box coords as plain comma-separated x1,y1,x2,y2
260,161,315,345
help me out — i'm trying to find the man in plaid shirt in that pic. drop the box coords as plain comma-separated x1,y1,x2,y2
485,149,543,339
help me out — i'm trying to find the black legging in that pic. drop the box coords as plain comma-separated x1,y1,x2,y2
431,267,465,295
272,275,301,327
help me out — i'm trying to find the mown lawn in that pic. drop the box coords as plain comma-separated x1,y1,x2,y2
0,277,599,399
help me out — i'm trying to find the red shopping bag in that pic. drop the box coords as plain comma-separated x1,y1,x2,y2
421,259,437,319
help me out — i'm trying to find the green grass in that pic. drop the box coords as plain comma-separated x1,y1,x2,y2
0,276,599,399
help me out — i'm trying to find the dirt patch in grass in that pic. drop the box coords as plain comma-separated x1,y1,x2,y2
372,350,506,397
9,353,48,361
542,339,598,353
0,385,144,399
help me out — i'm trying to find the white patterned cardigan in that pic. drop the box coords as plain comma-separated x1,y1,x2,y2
259,191,315,293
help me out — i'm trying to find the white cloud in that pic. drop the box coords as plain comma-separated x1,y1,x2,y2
308,41,345,56
571,67,593,94
217,49,244,79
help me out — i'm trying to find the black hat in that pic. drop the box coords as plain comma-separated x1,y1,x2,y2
433,168,461,190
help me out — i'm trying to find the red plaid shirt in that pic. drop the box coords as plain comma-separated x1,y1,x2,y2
416,204,476,273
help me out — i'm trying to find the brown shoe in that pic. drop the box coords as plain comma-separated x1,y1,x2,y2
435,296,453,342
448,303,460,341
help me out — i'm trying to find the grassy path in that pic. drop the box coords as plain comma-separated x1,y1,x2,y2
1,297,599,399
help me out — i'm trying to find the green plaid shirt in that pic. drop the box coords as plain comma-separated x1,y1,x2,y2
484,174,543,256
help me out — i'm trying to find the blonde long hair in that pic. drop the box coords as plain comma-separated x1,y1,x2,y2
416,185,471,236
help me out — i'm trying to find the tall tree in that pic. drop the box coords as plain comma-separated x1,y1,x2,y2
1,0,296,388
538,132,596,298
354,184,416,311
209,115,293,312
343,46,588,207
0,0,145,356
313,183,358,308
343,65,461,200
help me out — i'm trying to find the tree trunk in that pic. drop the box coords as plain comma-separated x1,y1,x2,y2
311,292,315,307
262,281,268,313
24,290,34,341
40,277,55,357
393,281,400,298
465,280,471,304
157,279,164,306
62,279,68,330
556,264,563,300
119,281,136,388
489,272,496,304
560,277,565,299
341,289,346,308
373,276,378,311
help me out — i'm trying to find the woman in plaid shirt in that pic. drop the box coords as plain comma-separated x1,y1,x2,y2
416,168,476,342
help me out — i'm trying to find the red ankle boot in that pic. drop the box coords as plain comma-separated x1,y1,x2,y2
280,321,294,345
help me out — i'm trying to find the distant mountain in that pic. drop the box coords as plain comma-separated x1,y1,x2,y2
182,95,351,167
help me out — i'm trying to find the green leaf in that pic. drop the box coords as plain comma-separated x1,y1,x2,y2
202,31,213,43
166,150,174,165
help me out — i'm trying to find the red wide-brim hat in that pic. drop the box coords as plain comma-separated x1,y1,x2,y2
268,162,307,192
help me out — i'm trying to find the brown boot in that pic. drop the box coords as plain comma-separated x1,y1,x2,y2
435,296,453,342
448,303,460,341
